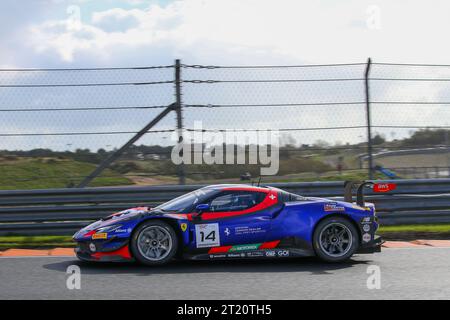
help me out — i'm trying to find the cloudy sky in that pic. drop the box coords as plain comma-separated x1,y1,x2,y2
2,0,450,67
1,0,450,151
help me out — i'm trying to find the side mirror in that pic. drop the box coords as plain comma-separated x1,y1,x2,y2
192,204,210,221
195,204,210,213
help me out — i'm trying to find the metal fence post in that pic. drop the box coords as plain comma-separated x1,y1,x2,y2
444,128,450,178
364,58,374,180
175,59,186,185
77,104,176,188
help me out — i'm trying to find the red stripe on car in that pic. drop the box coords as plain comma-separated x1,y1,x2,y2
222,187,270,193
83,230,96,238
198,190,278,220
208,246,233,254
258,240,280,249
92,245,132,260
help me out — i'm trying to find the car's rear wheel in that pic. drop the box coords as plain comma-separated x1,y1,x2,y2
313,216,359,263
130,220,178,266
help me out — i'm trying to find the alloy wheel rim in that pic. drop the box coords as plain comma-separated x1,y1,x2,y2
318,223,353,257
137,226,173,261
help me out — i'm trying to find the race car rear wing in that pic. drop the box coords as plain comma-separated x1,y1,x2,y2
344,181,396,206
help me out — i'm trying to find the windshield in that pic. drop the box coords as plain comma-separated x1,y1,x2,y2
155,188,215,212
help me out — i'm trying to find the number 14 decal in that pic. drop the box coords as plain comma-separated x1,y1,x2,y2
195,223,220,248
200,230,216,242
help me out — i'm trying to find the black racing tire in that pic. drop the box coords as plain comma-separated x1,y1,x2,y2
313,216,359,263
130,220,178,266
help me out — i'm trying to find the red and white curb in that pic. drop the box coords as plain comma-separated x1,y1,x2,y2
0,248,75,257
383,240,450,248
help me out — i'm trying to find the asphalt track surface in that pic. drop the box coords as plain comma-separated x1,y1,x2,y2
1,247,450,299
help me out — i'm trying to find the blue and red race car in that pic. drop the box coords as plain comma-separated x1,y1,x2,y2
73,182,393,265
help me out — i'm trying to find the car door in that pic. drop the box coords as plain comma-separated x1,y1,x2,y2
191,189,281,250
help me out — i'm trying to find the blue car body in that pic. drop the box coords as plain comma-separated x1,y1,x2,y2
73,184,381,262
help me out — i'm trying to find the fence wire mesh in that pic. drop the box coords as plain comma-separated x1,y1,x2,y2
0,60,449,189
368,63,450,181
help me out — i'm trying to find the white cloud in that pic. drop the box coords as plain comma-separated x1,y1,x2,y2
23,0,450,66
3,0,450,150
31,21,105,62
91,8,142,32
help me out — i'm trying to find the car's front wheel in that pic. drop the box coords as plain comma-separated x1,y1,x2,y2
130,220,178,266
313,216,359,263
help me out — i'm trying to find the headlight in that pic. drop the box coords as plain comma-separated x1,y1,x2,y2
96,224,122,233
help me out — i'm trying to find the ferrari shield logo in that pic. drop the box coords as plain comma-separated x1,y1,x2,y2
181,223,188,232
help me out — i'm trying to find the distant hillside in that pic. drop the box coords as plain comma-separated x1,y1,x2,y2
0,156,132,190
1,129,449,189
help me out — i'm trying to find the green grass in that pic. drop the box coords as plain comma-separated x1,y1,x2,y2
0,157,133,190
0,236,75,249
379,224,450,234
0,154,392,190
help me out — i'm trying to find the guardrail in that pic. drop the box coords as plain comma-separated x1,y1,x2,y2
1,179,450,236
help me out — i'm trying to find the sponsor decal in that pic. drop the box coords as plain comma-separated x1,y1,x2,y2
234,226,266,236
265,251,276,257
208,240,281,254
210,250,289,260
180,223,188,232
195,223,220,248
229,243,261,252
224,227,231,236
209,253,250,259
246,251,264,258
363,224,371,232
324,203,345,212
88,242,96,252
277,250,289,257
92,232,107,240
373,183,396,193
361,217,373,224
115,228,132,233
363,233,372,243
